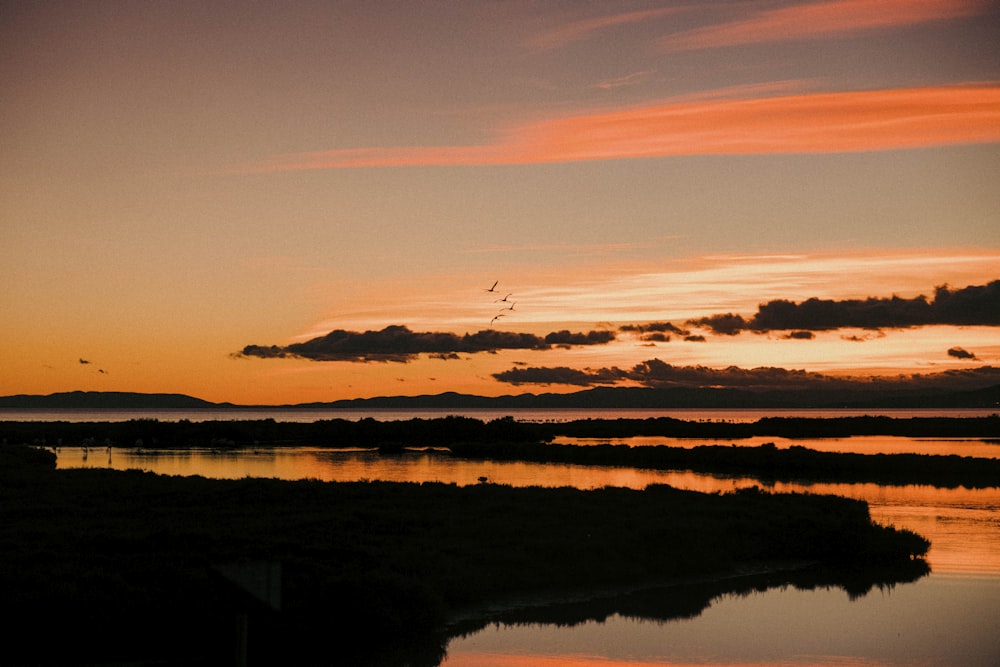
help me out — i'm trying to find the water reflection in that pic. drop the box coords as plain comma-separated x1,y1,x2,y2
442,574,1000,667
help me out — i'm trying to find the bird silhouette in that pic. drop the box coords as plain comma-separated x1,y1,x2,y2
490,313,505,326
483,280,499,293
494,293,513,302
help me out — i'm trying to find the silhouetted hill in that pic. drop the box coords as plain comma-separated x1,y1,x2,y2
2,384,998,410
313,384,1000,410
0,391,219,409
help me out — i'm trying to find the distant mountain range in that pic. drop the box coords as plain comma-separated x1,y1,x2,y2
1,385,998,410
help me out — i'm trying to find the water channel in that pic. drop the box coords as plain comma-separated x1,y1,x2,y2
48,433,1000,666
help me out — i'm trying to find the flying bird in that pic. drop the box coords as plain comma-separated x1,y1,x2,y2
484,280,499,293
503,302,516,311
490,313,505,326
79,358,90,364
494,293,513,302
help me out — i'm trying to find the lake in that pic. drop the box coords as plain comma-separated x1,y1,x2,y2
45,425,1000,667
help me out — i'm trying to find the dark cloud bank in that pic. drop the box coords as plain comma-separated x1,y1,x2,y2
237,281,996,374
688,280,1000,335
493,359,1000,394
239,325,615,363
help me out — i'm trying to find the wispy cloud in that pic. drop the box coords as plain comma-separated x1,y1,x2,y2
290,251,1000,337
243,84,1000,172
527,7,683,51
661,0,990,52
465,242,640,255
590,70,656,91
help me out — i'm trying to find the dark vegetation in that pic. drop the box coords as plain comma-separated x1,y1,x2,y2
543,414,1000,439
2,443,929,666
2,414,999,449
0,415,540,449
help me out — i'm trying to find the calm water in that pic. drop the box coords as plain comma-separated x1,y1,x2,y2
40,415,1000,666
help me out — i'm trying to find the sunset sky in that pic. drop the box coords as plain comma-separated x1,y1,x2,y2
3,0,999,405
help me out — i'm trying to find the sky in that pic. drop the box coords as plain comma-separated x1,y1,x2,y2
2,0,999,405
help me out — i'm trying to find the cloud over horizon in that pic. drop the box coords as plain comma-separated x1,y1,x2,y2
493,359,1000,393
238,324,616,363
688,280,1000,335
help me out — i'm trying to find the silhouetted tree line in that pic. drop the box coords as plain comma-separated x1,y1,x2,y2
2,415,998,450
540,415,1000,439
0,415,541,449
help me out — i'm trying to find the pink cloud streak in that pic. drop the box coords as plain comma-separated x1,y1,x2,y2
245,84,1000,172
661,0,990,52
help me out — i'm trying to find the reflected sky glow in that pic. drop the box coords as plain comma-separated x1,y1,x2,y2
442,575,1000,666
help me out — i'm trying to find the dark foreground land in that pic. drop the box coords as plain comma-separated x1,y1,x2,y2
0,443,930,667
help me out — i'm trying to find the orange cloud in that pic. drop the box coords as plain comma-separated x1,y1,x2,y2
518,84,1000,159
245,84,1000,172
661,0,990,52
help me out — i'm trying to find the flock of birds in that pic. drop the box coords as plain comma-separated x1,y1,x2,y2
483,280,516,327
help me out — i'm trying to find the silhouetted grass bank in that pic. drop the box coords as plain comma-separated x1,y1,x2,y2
1,445,927,666
448,441,1000,488
547,414,1000,439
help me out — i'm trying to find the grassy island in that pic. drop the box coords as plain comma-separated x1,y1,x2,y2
2,443,929,666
